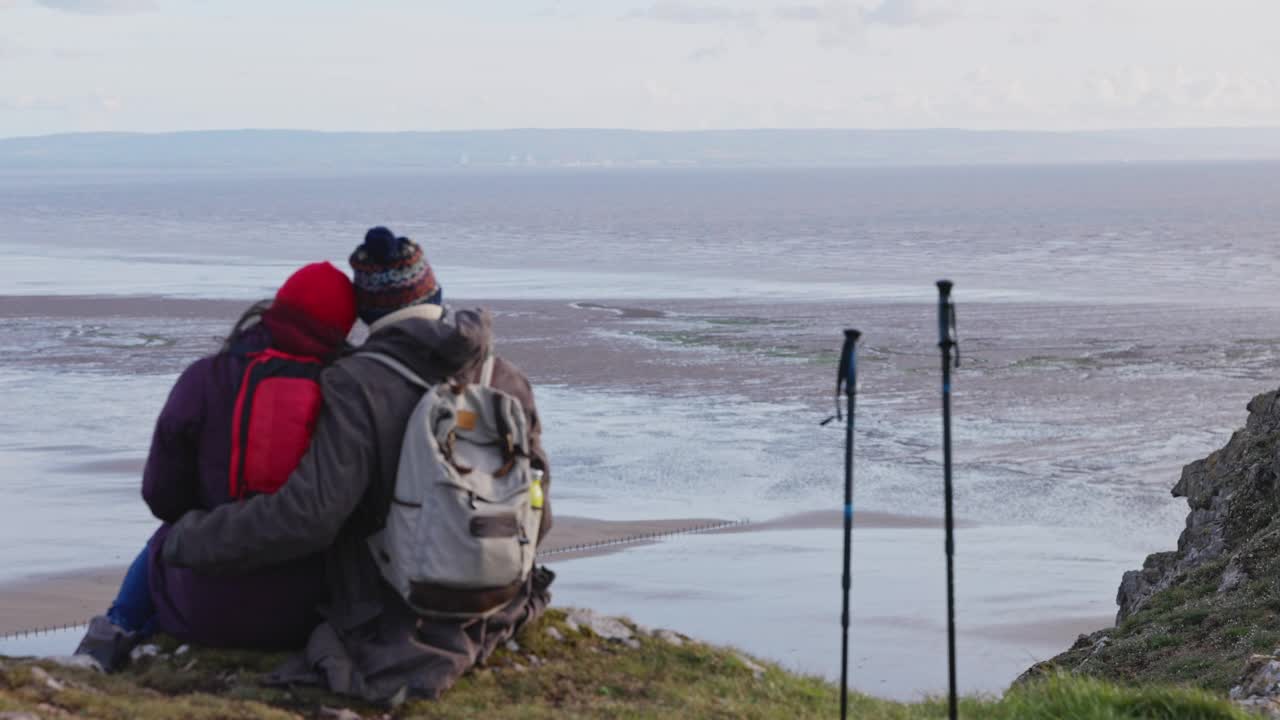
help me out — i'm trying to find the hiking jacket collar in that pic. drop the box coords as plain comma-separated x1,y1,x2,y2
368,303,445,334
360,305,491,389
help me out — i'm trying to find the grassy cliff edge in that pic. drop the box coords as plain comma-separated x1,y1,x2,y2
0,608,1255,719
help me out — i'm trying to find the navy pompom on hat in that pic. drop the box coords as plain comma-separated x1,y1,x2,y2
349,227,442,325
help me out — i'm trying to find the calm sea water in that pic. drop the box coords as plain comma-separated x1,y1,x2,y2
3,164,1280,696
2,164,1280,304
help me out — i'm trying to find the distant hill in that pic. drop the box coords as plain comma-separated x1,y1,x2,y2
3,128,1280,170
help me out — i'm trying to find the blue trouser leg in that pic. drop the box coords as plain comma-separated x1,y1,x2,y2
106,544,156,635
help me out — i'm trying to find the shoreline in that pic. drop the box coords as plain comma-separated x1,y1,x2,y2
0,510,967,637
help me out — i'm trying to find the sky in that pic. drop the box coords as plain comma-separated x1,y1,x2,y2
1,0,1279,137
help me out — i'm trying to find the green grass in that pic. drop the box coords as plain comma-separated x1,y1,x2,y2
0,609,1256,719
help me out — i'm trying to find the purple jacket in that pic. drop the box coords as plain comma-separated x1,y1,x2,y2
142,326,325,649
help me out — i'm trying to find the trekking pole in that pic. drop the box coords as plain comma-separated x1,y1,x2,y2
822,328,861,720
936,280,960,720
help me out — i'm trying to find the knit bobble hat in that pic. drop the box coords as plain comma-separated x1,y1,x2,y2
349,226,442,325
262,261,357,357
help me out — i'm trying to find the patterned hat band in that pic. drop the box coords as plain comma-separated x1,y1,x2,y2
349,232,441,324
356,262,431,288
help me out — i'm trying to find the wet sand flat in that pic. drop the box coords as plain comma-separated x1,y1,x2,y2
0,512,978,638
4,291,1273,696
0,567,127,636
0,516,730,636
710,509,977,533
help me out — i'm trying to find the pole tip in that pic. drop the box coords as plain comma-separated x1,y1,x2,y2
843,328,862,342
936,279,954,295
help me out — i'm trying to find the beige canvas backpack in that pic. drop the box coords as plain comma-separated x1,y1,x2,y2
360,352,541,619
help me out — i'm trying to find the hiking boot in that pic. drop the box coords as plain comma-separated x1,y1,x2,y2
74,615,139,673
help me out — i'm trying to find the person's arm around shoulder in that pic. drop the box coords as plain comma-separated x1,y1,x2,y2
142,358,210,523
162,362,376,574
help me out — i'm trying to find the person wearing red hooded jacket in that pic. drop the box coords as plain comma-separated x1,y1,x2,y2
75,262,357,671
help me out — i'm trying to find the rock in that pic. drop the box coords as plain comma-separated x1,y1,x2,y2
736,654,766,679
655,629,685,647
1076,636,1111,670
564,617,580,633
1110,390,1280,622
1232,654,1280,717
317,707,363,720
505,639,520,653
1231,655,1280,700
546,626,564,642
29,666,65,692
130,644,161,662
566,609,634,643
0,712,41,720
623,638,641,650
1236,697,1280,718
1218,561,1249,593
1032,389,1280,690
44,654,104,672
175,644,191,656
181,658,199,672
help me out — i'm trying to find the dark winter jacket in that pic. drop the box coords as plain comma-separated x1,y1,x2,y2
162,305,553,702
142,324,326,649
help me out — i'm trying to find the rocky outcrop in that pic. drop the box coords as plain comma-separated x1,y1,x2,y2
1232,652,1280,718
1116,390,1280,623
1028,389,1280,699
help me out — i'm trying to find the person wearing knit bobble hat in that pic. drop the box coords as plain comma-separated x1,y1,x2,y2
75,262,358,671
349,226,443,327
161,227,554,702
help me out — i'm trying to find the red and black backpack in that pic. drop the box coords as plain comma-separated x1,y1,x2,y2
228,349,325,499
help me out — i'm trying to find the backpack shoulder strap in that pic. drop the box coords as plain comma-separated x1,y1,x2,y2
479,354,496,388
359,352,430,390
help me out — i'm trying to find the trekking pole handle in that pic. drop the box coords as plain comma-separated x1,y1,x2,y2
936,280,959,368
843,329,862,390
821,329,862,426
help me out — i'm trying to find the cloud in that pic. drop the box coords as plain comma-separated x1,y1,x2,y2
863,0,954,27
686,44,727,63
774,4,822,21
628,2,755,27
773,2,864,45
1086,66,1280,116
32,0,155,15
775,0,958,45
0,94,66,111
95,89,123,112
